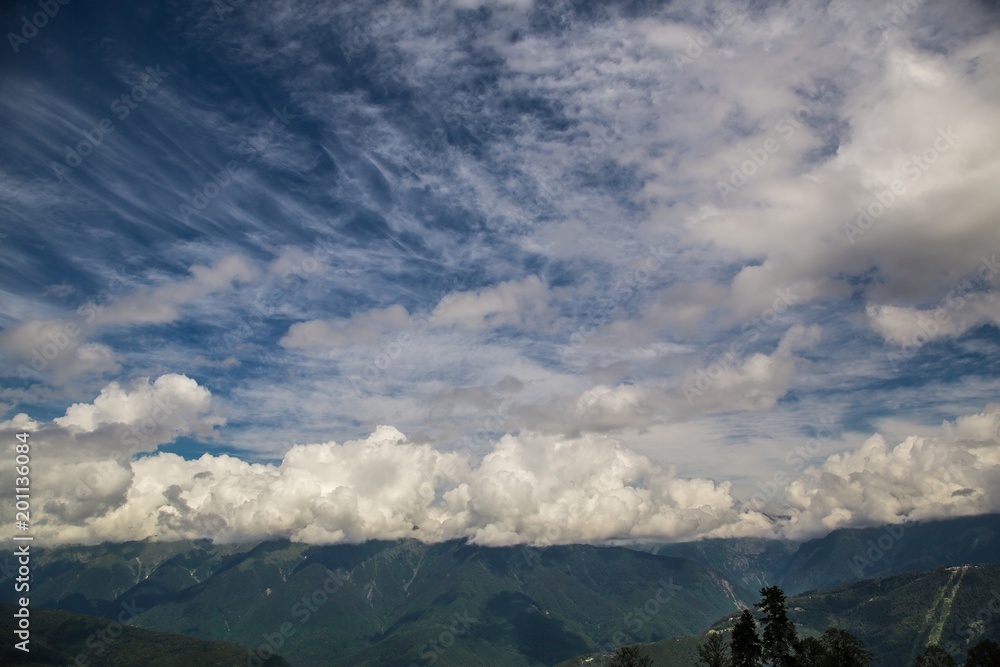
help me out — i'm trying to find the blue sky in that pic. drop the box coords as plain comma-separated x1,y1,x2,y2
2,0,1000,545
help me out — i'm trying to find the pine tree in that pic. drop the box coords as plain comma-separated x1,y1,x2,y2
819,628,872,667
697,632,729,667
755,586,798,667
794,636,828,665
916,644,957,667
965,639,1000,667
730,609,763,667
610,645,652,667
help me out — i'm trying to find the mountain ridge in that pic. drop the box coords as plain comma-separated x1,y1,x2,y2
5,514,1000,666
2,538,751,666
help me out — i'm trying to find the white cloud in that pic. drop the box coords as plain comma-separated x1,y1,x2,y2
451,430,751,545
0,389,765,544
514,383,662,436
681,324,822,413
0,255,258,385
4,379,1000,546
54,374,220,440
866,291,1000,346
0,319,121,384
280,304,413,349
430,276,552,331
92,255,259,327
782,403,1000,538
0,413,42,432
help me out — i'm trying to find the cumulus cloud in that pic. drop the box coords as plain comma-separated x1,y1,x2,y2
99,427,755,544
782,404,1000,538
0,255,257,384
1,374,225,537
92,255,259,327
515,383,662,436
280,276,554,350
280,304,413,349
866,291,1000,347
4,376,1000,546
430,276,552,331
450,430,752,545
628,4,1000,325
0,318,121,384
681,324,822,413
54,374,221,442
0,377,765,545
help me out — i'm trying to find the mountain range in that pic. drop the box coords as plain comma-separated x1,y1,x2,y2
4,514,1000,666
650,513,1000,595
0,601,292,667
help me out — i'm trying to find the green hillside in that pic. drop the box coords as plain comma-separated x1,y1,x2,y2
646,536,798,593
0,601,292,666
2,539,752,667
9,515,999,666
560,563,1000,667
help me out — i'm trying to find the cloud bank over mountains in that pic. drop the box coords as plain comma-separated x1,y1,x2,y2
3,374,998,545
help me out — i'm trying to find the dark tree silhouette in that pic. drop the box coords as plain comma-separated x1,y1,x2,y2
610,645,652,667
755,586,798,667
697,632,729,667
965,639,1000,667
730,609,763,667
819,628,872,667
794,636,828,665
791,628,872,667
917,644,957,667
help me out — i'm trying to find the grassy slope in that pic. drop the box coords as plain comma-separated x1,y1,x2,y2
560,564,1000,667
0,601,292,667
1,539,752,667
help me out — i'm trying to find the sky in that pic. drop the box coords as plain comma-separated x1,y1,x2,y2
1,0,999,546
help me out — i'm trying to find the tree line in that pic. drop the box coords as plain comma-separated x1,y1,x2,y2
608,585,1000,667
